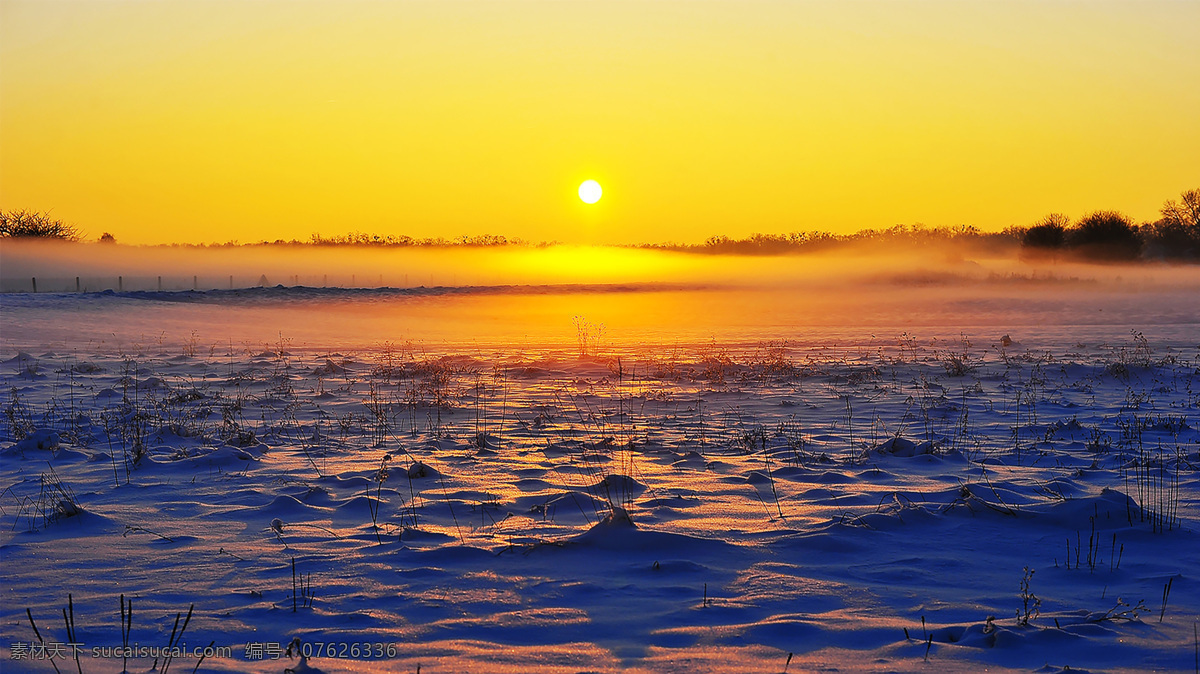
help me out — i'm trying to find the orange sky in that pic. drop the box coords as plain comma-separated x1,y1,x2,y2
2,0,1198,245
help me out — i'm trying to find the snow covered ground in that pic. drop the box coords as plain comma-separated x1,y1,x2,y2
1,282,1198,673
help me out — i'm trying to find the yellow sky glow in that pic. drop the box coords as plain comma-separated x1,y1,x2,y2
1,0,1198,245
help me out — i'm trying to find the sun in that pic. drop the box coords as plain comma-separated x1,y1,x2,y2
578,180,602,204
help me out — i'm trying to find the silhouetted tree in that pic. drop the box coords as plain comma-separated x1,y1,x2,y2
0,210,82,240
98,232,116,244
1022,213,1069,250
1160,188,1200,233
1144,188,1200,259
1066,210,1141,261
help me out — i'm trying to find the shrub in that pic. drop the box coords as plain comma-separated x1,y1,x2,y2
0,210,82,240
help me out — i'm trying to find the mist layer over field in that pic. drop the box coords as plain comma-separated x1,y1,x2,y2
2,241,1198,352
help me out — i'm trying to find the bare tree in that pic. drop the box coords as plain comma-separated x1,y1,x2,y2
0,210,83,240
1022,213,1070,249
1160,188,1200,233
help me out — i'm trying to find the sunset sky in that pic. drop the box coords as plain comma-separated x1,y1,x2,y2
2,0,1197,246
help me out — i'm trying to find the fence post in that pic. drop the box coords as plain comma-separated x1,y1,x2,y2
158,276,162,291
193,275,198,290
31,277,37,293
76,277,81,292
118,276,123,292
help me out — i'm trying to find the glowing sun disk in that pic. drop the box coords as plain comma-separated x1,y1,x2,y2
578,180,602,204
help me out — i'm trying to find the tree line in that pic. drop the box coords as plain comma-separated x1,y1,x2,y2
1019,188,1199,261
652,187,1199,261
3,187,1197,262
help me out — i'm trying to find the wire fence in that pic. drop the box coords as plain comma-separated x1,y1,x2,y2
0,272,439,293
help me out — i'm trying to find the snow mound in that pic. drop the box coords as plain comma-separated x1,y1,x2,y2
590,473,646,498
407,461,441,479
871,437,938,457
10,429,60,452
4,351,37,366
149,444,261,465
312,358,348,375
